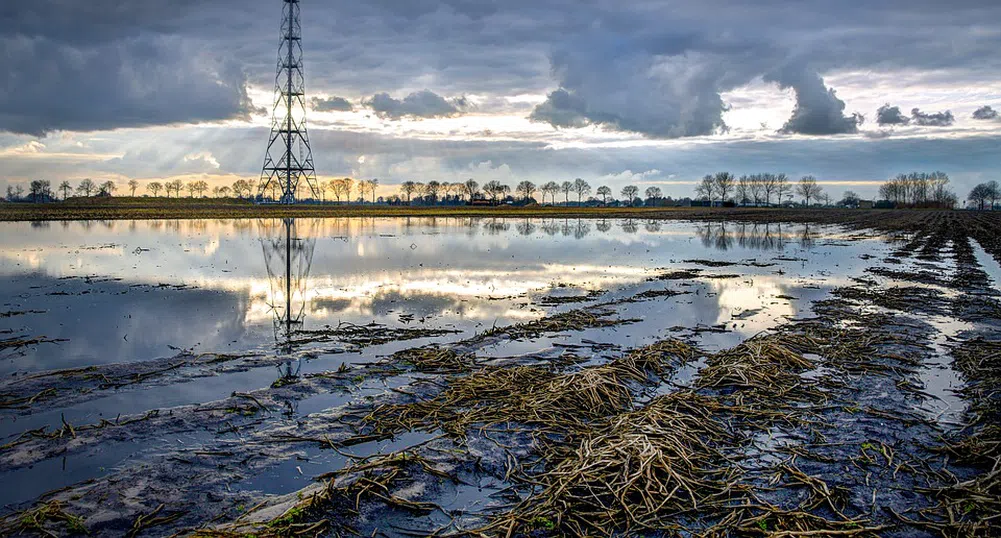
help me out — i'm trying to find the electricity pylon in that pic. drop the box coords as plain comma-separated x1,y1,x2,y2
259,0,319,203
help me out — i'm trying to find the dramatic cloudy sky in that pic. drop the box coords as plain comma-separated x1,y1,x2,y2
2,0,1000,200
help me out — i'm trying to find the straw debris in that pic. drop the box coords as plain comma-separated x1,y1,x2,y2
362,338,693,439
481,308,639,340
480,391,743,535
392,346,476,374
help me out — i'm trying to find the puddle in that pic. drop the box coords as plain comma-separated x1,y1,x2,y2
972,239,1001,290
235,430,438,496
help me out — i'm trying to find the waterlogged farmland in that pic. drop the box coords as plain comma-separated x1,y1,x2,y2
1,215,999,537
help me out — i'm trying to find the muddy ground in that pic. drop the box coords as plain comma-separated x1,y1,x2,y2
1,210,1000,537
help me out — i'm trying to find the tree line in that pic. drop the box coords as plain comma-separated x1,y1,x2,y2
3,173,997,210
691,171,971,209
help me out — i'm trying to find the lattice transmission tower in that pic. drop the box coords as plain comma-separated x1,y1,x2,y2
259,0,319,204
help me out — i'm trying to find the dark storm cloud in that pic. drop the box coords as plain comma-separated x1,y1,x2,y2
4,0,1001,136
311,96,354,112
910,108,955,127
529,89,592,129
364,90,468,120
876,104,910,126
766,67,862,135
973,105,999,120
0,35,257,136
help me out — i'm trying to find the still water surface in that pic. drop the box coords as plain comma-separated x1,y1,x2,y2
0,217,901,513
0,217,880,375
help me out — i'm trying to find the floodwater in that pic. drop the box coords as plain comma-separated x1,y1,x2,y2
0,217,975,521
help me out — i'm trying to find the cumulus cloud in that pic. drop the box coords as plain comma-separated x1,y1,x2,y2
310,96,354,112
973,105,999,121
910,108,955,127
765,67,862,135
529,41,729,138
876,104,910,126
364,90,468,120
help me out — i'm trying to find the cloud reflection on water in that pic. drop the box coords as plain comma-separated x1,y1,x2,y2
0,217,886,373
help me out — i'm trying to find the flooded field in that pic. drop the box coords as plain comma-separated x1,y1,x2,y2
1,215,999,537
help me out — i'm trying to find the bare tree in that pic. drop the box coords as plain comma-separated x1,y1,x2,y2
463,179,480,201
645,186,662,203
218,186,231,197
29,180,52,202
326,179,343,202
167,179,184,198
695,175,714,203
713,172,735,203
760,173,778,205
338,178,354,202
366,179,379,203
186,182,198,197
234,180,251,198
573,178,590,205
76,178,96,197
749,175,764,206
735,175,751,206
841,190,860,207
59,181,72,200
775,174,791,204
400,181,417,204
425,180,441,203
969,182,998,210
596,185,612,205
621,185,639,206
516,180,537,202
147,181,163,197
128,179,139,197
561,181,573,205
986,180,1000,210
99,181,116,196
796,175,823,205
541,181,559,204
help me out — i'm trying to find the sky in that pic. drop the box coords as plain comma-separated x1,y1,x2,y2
2,0,1000,201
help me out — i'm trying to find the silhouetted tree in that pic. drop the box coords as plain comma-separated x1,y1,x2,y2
797,175,822,205
596,185,612,205
561,181,573,205
621,185,639,206
969,183,995,210
541,181,559,204
645,186,662,204
463,179,479,201
516,180,537,202
713,172,735,203
695,175,714,203
76,178,96,197
425,180,441,203
147,181,163,197
573,178,590,205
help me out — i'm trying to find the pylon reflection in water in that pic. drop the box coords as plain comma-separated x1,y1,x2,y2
259,218,317,358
